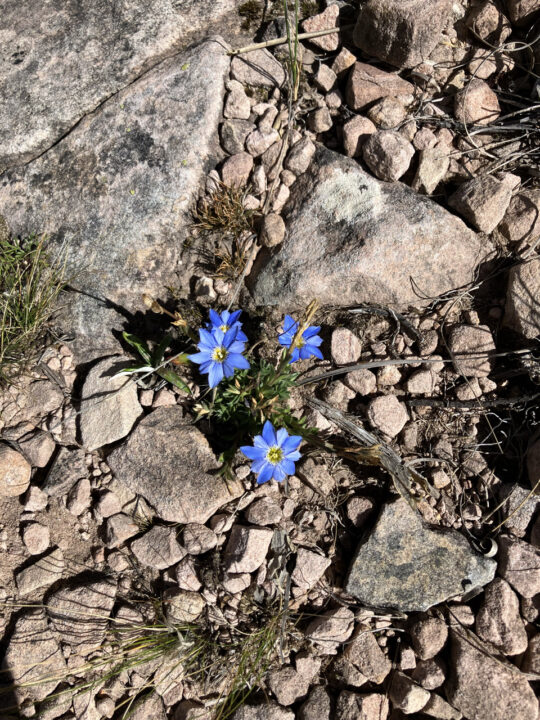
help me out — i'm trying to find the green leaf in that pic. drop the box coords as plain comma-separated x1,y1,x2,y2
152,334,172,366
157,367,191,394
122,332,152,364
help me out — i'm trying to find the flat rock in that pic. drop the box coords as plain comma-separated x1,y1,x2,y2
336,691,389,720
250,146,485,311
232,706,294,720
224,524,273,573
15,547,65,597
0,445,31,497
345,498,496,611
498,534,540,598
0,39,230,360
1,609,67,702
80,356,143,451
448,175,514,233
108,406,243,524
47,576,117,655
504,257,540,339
130,525,186,568
447,628,538,720
346,63,414,111
475,578,528,655
0,0,242,170
353,0,453,68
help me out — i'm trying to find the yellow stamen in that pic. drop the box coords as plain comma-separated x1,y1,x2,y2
212,346,228,363
219,324,229,332
266,446,284,465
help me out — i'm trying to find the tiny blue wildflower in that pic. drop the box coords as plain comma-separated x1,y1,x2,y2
188,326,249,388
207,308,248,343
240,420,302,485
278,314,323,363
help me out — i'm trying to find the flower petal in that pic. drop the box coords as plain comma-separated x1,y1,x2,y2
199,328,217,348
228,353,250,370
229,310,242,324
303,325,321,339
262,420,277,447
273,464,286,483
283,315,298,334
306,335,323,346
256,463,274,485
228,340,247,354
208,362,224,388
251,458,267,474
309,346,324,360
276,428,289,447
240,445,266,460
280,459,296,475
254,435,269,450
208,309,221,328
282,435,302,454
284,449,301,462
188,351,211,365
223,326,238,348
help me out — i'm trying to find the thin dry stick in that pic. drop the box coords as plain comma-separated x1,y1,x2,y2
228,26,353,56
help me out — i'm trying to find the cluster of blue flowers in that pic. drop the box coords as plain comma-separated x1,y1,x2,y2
188,309,250,389
189,308,324,484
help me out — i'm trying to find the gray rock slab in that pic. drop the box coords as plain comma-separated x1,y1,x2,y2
250,146,487,311
107,406,243,524
0,1,244,170
47,576,117,656
0,39,230,360
15,547,65,597
1,609,67,703
80,356,143,451
345,498,496,612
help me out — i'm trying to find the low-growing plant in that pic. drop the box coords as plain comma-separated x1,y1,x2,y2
0,226,66,384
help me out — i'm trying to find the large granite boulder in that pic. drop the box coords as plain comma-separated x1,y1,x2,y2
0,38,230,359
0,0,243,170
345,498,496,612
250,146,487,311
107,406,243,524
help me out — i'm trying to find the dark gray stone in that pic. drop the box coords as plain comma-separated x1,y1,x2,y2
250,146,485,312
0,0,244,170
0,39,230,360
108,406,243,524
41,446,87,497
345,498,496,612
220,119,256,155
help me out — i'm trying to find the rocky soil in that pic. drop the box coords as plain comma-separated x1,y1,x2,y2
0,1,539,719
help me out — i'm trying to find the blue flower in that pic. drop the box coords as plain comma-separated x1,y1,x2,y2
278,314,323,363
240,420,302,484
207,309,248,343
188,326,250,388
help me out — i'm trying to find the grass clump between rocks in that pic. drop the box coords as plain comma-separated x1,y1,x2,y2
0,221,66,385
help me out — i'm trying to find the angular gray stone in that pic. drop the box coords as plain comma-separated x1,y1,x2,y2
447,628,538,720
353,0,453,68
0,39,231,360
80,356,143,451
448,175,514,233
47,576,117,655
108,406,243,524
42,446,87,497
345,498,496,612
130,525,186,568
0,1,242,170
504,257,540,340
475,578,528,655
232,706,294,720
0,445,31,497
230,48,285,88
15,547,65,597
1,610,67,702
251,147,484,311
